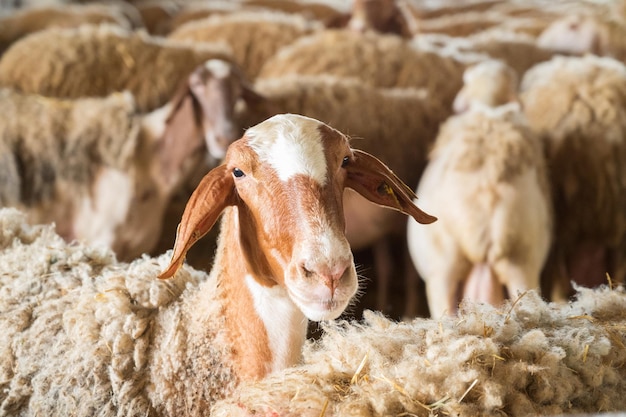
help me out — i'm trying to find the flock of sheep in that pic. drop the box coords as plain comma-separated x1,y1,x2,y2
1,0,626,416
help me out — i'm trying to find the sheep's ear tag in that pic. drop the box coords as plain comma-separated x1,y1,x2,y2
347,149,437,225
377,182,401,206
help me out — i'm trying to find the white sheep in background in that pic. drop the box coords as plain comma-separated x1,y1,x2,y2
0,58,245,261
0,23,235,113
212,285,626,416
452,59,519,113
519,55,626,300
167,9,323,81
0,113,436,416
537,14,626,62
407,103,552,318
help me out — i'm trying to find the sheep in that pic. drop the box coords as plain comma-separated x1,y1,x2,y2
257,29,467,109
452,59,519,113
407,102,552,318
0,113,436,416
519,55,626,300
211,285,626,417
0,23,235,113
168,10,324,81
537,14,626,62
0,3,137,55
232,72,447,315
0,57,245,262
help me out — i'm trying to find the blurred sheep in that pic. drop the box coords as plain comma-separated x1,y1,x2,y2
520,55,626,300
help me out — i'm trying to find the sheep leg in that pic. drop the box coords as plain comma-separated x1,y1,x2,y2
494,259,541,305
462,263,505,307
424,256,471,318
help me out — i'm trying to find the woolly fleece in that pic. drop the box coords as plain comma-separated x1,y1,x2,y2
168,10,323,80
0,24,234,112
213,286,626,417
0,208,237,416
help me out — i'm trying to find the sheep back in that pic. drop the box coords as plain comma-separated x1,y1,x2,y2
257,29,466,108
168,10,323,80
0,24,234,112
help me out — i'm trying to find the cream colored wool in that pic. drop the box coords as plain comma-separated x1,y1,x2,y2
0,3,135,55
0,208,237,416
168,10,323,80
257,29,466,109
0,24,234,112
212,286,626,417
520,55,626,290
0,89,138,206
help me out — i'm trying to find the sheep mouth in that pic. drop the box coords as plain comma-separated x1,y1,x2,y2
287,288,350,322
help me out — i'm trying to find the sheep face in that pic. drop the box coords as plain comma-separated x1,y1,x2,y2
188,59,249,163
159,114,436,322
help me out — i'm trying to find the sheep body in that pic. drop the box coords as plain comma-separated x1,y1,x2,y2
0,24,234,112
257,29,466,108
407,103,552,318
168,10,323,80
212,285,626,416
520,55,626,296
0,3,135,54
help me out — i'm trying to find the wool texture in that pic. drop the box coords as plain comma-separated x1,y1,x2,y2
212,286,626,417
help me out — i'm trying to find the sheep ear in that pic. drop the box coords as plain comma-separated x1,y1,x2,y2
157,81,204,190
346,149,437,224
158,164,236,279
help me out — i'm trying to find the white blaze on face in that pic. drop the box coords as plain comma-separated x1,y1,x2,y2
246,114,328,185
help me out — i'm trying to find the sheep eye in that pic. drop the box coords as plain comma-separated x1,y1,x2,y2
341,156,350,168
233,168,245,178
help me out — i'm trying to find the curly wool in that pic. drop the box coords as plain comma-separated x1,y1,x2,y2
0,24,234,112
212,286,626,417
0,208,237,417
0,89,139,206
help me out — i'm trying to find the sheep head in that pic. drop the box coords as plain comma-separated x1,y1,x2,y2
159,114,435,321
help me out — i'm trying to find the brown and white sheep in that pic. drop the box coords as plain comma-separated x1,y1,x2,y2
0,58,244,261
0,113,436,416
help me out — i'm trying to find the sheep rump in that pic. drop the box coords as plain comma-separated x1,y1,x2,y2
212,285,626,417
0,208,237,416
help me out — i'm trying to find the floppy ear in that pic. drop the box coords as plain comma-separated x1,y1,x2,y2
159,164,236,279
156,78,204,190
346,149,437,224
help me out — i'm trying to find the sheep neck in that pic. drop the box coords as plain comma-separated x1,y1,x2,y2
209,207,308,380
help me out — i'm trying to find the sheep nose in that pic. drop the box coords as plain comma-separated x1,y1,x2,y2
300,260,351,296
